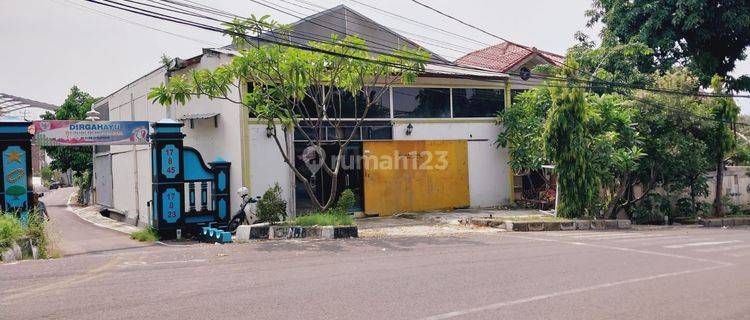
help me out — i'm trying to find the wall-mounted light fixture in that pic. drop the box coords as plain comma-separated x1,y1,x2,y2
405,123,413,136
266,126,273,138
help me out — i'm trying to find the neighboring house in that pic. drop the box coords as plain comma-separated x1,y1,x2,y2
455,41,564,89
94,5,519,226
456,42,564,70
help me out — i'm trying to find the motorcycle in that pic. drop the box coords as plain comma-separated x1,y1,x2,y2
227,187,261,233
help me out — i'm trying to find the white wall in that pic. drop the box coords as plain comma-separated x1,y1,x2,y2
392,121,511,207
176,53,245,214
97,51,247,226
101,66,167,225
247,123,295,215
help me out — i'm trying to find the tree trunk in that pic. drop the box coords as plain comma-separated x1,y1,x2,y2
690,187,697,216
713,160,725,217
607,174,629,218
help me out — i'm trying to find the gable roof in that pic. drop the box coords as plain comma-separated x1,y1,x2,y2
454,42,564,72
227,5,449,64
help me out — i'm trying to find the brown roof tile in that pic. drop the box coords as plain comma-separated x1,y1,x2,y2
455,42,564,72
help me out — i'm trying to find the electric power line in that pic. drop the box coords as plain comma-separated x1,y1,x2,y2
80,0,750,127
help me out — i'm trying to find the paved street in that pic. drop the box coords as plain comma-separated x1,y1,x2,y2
43,188,152,257
1,189,750,319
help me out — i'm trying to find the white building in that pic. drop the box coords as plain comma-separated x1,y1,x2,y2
93,5,559,226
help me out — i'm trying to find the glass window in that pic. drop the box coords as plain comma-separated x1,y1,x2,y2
362,126,393,140
452,88,504,117
392,87,450,118
326,87,390,119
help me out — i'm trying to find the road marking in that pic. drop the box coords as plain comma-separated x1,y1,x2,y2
0,258,118,304
614,235,688,243
570,234,657,240
120,259,208,267
505,234,733,266
568,233,634,238
663,240,742,249
422,264,725,320
692,244,750,253
424,234,734,320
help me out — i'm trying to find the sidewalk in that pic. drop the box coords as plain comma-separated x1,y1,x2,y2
356,208,542,238
66,195,143,236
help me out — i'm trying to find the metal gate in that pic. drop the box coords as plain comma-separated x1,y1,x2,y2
150,120,231,239
94,153,113,207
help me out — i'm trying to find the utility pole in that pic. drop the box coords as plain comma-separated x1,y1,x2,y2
85,108,101,205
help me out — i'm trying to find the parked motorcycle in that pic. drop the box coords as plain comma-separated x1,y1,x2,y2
227,187,261,233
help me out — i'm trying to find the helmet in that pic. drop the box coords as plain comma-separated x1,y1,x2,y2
236,186,249,198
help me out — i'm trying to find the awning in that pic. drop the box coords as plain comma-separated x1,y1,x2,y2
177,113,219,128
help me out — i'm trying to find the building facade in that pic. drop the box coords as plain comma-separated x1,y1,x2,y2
94,5,557,225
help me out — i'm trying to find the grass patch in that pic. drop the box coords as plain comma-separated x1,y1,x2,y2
288,211,354,226
25,209,50,258
496,215,569,222
0,214,25,251
131,227,159,242
1,209,51,258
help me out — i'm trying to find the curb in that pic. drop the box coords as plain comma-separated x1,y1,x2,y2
64,191,143,236
700,217,750,227
235,225,359,241
1,238,40,262
469,218,632,232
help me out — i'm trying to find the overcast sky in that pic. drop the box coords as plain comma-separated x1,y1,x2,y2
2,0,749,113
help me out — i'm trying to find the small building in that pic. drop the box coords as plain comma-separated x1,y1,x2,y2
94,5,559,225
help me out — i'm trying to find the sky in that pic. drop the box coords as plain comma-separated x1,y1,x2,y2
1,0,749,113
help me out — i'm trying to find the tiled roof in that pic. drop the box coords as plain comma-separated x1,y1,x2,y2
454,42,564,72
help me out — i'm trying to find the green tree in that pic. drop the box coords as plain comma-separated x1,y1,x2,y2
587,0,750,91
41,86,95,175
586,93,644,218
632,69,711,216
496,87,552,173
499,56,714,219
565,36,655,93
705,76,740,216
149,16,427,211
543,60,599,218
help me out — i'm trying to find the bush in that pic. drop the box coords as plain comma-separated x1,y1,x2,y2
0,214,25,251
73,170,92,204
722,194,743,216
696,202,711,216
632,194,671,225
131,227,159,242
676,198,695,217
335,189,357,213
291,211,354,226
25,209,49,258
40,166,54,187
257,183,287,223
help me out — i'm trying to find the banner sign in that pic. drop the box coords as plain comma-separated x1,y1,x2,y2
33,120,150,146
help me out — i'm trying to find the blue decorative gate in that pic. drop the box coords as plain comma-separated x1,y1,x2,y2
0,121,34,219
0,119,230,239
151,120,231,239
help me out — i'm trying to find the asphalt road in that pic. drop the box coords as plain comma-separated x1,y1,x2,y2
42,187,151,257
2,189,750,319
